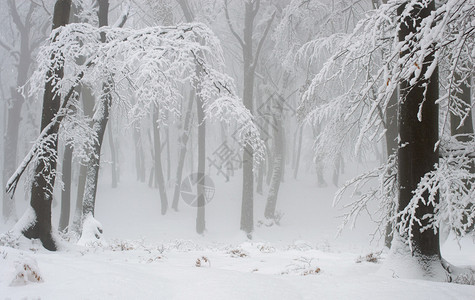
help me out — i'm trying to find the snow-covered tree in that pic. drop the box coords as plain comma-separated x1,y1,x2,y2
280,0,474,280
7,5,265,249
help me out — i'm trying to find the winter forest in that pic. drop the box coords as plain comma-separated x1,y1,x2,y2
0,0,474,298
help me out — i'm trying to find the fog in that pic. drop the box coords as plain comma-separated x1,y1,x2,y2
1,0,474,299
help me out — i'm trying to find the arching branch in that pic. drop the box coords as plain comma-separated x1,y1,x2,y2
251,10,275,72
224,0,245,50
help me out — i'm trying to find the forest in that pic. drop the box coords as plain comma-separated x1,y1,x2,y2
0,0,474,299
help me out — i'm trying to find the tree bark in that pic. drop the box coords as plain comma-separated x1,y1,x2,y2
152,107,168,215
134,126,145,182
264,98,284,220
396,0,441,271
172,91,194,211
71,85,94,234
177,0,207,233
196,90,206,233
293,126,303,179
58,141,73,232
107,121,118,188
22,0,71,251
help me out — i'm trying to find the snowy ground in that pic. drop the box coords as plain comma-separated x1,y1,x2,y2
1,162,475,299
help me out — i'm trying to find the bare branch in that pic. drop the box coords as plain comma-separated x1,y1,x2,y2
224,0,245,50
112,0,130,28
251,10,275,72
7,0,25,32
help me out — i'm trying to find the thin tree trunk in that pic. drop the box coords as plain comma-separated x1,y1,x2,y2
134,126,145,182
71,85,94,234
107,121,118,188
153,107,168,215
293,126,303,179
177,0,207,233
264,103,284,220
384,89,398,248
59,141,73,232
172,91,194,211
196,91,206,233
82,83,111,218
81,0,112,222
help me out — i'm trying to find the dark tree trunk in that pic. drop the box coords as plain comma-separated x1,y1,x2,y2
82,83,111,218
22,0,71,251
396,0,441,269
177,0,207,233
107,121,118,188
152,107,168,215
81,0,112,221
196,91,206,234
134,126,146,182
172,91,194,211
58,141,73,232
71,86,94,234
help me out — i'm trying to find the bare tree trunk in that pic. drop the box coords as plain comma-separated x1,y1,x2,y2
196,91,206,233
134,126,145,182
107,121,118,188
177,0,207,232
81,0,128,229
58,141,73,232
71,85,94,234
264,100,284,220
293,126,303,179
225,0,274,235
82,83,111,218
165,112,171,182
81,0,112,223
172,91,194,211
153,107,168,215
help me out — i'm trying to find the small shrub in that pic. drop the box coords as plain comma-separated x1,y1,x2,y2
10,255,43,286
228,249,248,258
195,256,210,267
0,232,20,249
356,251,382,263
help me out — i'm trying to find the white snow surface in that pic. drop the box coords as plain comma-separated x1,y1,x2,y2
1,163,474,299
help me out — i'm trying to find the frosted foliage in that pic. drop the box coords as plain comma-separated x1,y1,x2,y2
295,0,474,155
10,254,43,286
396,136,475,245
273,0,367,70
19,22,264,188
281,0,475,242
